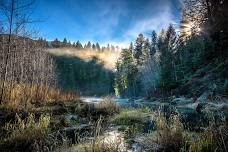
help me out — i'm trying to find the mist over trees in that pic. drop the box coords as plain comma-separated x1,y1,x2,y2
115,0,228,97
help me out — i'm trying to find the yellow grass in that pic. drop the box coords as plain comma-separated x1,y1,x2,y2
47,48,120,71
0,82,78,110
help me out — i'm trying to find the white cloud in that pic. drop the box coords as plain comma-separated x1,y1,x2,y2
124,0,177,40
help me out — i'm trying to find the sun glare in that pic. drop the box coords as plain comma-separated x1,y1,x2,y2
181,21,201,38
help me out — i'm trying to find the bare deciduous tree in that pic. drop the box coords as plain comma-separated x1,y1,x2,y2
0,0,57,104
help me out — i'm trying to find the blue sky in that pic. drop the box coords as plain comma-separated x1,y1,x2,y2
32,0,182,47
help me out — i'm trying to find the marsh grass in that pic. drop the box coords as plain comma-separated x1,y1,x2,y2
0,82,78,111
95,98,120,115
111,108,152,126
186,124,228,152
154,112,186,152
75,98,120,121
73,116,126,152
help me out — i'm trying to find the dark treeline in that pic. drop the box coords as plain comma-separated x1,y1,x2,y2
38,37,120,51
115,0,228,97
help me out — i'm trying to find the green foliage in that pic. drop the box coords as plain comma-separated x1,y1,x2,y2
114,45,139,97
134,34,145,66
150,30,157,56
159,25,179,90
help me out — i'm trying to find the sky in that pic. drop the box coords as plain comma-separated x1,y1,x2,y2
32,0,182,47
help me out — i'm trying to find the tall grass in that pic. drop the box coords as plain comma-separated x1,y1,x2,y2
154,112,186,152
0,82,78,111
0,114,50,151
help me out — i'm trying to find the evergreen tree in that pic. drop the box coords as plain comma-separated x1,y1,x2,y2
92,44,96,50
87,41,92,49
63,38,68,47
73,42,76,47
96,42,101,51
159,25,178,90
114,47,138,97
142,38,150,62
150,30,157,57
134,33,144,66
76,40,83,49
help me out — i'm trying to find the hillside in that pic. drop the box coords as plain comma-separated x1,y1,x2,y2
47,48,120,96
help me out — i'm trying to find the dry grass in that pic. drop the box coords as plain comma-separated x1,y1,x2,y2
186,124,228,152
0,113,51,151
94,98,120,115
73,137,125,152
0,82,79,111
112,108,152,126
154,113,186,152
72,116,126,152
135,112,187,152
47,48,120,71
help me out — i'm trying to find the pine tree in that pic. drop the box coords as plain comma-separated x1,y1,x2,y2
96,42,101,51
142,38,150,62
134,33,144,66
114,47,138,97
63,38,67,47
159,25,178,90
150,30,157,57
76,40,83,49
92,44,96,50
87,41,92,49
